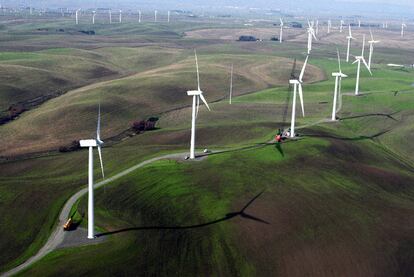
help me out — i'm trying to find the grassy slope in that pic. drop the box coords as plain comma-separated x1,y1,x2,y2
18,135,414,276
0,20,413,276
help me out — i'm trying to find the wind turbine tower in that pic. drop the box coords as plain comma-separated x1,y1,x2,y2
331,50,348,121
353,35,372,96
79,106,105,239
346,24,355,62
154,10,158,22
368,29,380,69
279,18,284,43
187,50,211,159
229,64,234,104
138,10,142,22
288,55,309,138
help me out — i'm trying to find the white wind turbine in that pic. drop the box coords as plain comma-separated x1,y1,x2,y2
288,55,309,138
358,20,361,28
279,18,284,43
401,22,407,38
109,10,112,24
346,24,355,62
229,64,234,104
92,11,96,24
79,106,105,239
187,50,211,159
327,19,332,34
316,20,319,35
138,10,142,23
307,21,317,54
331,49,348,121
119,9,122,23
368,29,380,69
75,8,80,25
353,35,372,96
340,20,344,32
154,10,158,22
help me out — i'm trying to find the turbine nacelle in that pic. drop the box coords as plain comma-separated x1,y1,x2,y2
332,72,348,78
80,139,98,147
187,90,203,96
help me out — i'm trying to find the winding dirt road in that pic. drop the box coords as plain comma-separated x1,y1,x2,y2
1,152,187,277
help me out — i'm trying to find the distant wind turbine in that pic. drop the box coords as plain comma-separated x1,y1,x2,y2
346,24,355,62
315,20,319,35
229,64,234,104
288,55,309,138
79,105,105,239
327,19,331,34
401,22,407,37
307,21,317,54
331,49,348,121
187,50,211,159
92,11,96,24
109,10,112,24
340,20,344,32
358,20,361,28
75,8,80,25
119,9,122,23
154,10,157,22
353,35,372,96
138,10,142,23
368,29,380,69
279,18,284,43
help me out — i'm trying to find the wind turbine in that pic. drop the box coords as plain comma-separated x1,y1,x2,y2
307,21,317,54
279,18,284,43
92,11,96,24
353,35,372,96
327,19,331,34
288,55,309,138
79,106,105,239
168,10,170,23
368,29,380,69
154,10,157,22
331,49,348,121
401,22,407,37
75,8,80,25
229,64,234,104
315,20,319,35
138,10,142,23
340,20,344,32
358,20,361,28
109,9,112,24
187,50,211,159
346,24,355,62
119,9,122,23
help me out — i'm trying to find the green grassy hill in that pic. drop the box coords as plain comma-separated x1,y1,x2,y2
0,18,413,276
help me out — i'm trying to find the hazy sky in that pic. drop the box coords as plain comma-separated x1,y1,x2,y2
4,0,414,17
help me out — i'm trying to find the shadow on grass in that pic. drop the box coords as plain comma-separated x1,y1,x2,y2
339,112,399,121
303,130,391,141
275,142,284,157
96,191,269,238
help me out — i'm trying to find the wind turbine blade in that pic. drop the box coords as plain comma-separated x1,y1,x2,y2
352,59,359,65
97,103,101,140
369,28,374,41
362,58,372,75
298,84,305,117
194,49,201,91
349,24,352,36
199,93,211,111
97,146,105,179
337,48,342,73
196,96,200,117
312,29,317,40
299,55,309,82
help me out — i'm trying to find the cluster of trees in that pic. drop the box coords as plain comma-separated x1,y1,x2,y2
79,30,95,35
132,117,159,133
238,35,258,41
59,140,81,153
